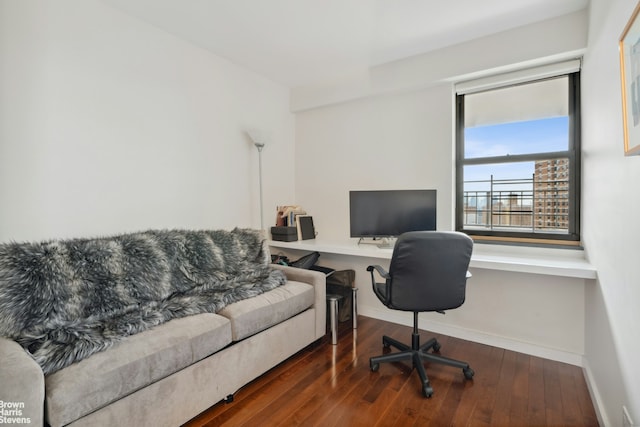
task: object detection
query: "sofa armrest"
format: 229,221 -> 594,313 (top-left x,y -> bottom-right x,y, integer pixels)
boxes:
271,264 -> 326,340
0,338 -> 45,426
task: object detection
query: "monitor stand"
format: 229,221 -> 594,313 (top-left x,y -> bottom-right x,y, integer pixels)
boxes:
375,237 -> 395,249
357,237 -> 396,249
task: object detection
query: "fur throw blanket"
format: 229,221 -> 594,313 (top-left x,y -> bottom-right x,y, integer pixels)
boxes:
0,228 -> 285,375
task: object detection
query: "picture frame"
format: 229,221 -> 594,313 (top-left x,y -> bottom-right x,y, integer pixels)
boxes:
619,1 -> 640,156
296,215 -> 316,240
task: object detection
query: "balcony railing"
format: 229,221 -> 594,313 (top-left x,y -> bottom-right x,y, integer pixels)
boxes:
463,175 -> 569,233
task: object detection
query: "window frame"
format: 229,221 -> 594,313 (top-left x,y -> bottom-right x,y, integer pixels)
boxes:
455,71 -> 581,244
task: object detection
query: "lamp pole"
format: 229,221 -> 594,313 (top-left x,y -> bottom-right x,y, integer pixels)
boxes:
255,142 -> 265,230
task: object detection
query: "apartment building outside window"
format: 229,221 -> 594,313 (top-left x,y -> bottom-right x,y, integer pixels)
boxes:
455,63 -> 581,244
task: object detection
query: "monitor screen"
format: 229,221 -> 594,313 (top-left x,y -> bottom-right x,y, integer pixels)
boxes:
349,189 -> 437,238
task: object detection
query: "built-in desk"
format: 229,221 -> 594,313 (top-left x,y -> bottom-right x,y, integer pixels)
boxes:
268,239 -> 597,280
270,238 -> 597,367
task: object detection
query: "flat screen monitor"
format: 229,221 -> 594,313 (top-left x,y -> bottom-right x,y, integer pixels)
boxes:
349,189 -> 437,238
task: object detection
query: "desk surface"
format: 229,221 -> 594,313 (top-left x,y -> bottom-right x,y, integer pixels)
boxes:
268,239 -> 597,280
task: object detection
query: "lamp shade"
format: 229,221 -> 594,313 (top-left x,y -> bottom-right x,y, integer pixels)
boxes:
246,129 -> 266,149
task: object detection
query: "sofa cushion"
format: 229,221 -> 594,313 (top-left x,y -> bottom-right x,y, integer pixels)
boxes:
45,313 -> 231,427
218,280 -> 314,341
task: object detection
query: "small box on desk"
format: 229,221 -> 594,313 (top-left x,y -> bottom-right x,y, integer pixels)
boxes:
271,226 -> 298,242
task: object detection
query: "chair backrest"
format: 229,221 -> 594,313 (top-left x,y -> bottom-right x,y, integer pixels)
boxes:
386,231 -> 473,312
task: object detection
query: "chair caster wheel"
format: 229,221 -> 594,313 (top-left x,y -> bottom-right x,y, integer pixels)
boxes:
463,367 -> 475,380
370,361 -> 379,372
422,385 -> 434,398
432,342 -> 441,352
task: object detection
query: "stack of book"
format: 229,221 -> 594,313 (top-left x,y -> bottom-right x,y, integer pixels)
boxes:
272,205 -> 316,241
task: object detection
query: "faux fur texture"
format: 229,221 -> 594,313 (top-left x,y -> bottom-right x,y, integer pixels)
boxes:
0,228 -> 285,375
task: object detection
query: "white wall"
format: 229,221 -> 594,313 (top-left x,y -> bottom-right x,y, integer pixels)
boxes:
295,84 -> 456,241
0,0 -> 294,242
582,0 -> 640,424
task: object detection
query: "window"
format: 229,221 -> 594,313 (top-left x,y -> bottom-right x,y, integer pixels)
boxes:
455,66 -> 581,244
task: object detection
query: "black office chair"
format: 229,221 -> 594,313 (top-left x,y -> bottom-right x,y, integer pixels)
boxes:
367,231 -> 474,397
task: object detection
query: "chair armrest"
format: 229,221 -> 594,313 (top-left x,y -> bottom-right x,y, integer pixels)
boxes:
367,265 -> 390,281
0,337 -> 45,426
367,265 -> 391,305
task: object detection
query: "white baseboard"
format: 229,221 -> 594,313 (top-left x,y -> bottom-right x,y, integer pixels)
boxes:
359,306 -> 584,367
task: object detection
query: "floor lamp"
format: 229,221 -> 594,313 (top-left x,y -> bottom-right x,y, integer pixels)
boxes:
247,131 -> 266,230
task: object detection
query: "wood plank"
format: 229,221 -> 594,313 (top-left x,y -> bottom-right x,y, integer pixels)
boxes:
490,349 -> 517,425
543,358 -> 565,426
558,361 -> 584,426
241,320 -> 375,425
287,320 -> 396,427
449,341 -> 495,426
527,355 -> 547,426
508,352 -> 531,426
415,335 -> 462,426
468,346 -> 504,425
268,321 -> 385,426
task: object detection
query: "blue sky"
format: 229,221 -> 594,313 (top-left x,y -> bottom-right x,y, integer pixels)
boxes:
464,116 -> 568,190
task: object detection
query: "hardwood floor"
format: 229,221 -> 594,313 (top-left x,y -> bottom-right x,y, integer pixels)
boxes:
184,316 -> 599,427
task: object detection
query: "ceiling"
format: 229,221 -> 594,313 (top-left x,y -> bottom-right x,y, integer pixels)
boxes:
102,0 -> 589,88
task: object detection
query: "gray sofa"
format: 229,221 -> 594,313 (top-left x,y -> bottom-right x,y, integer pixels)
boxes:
0,229 -> 326,427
